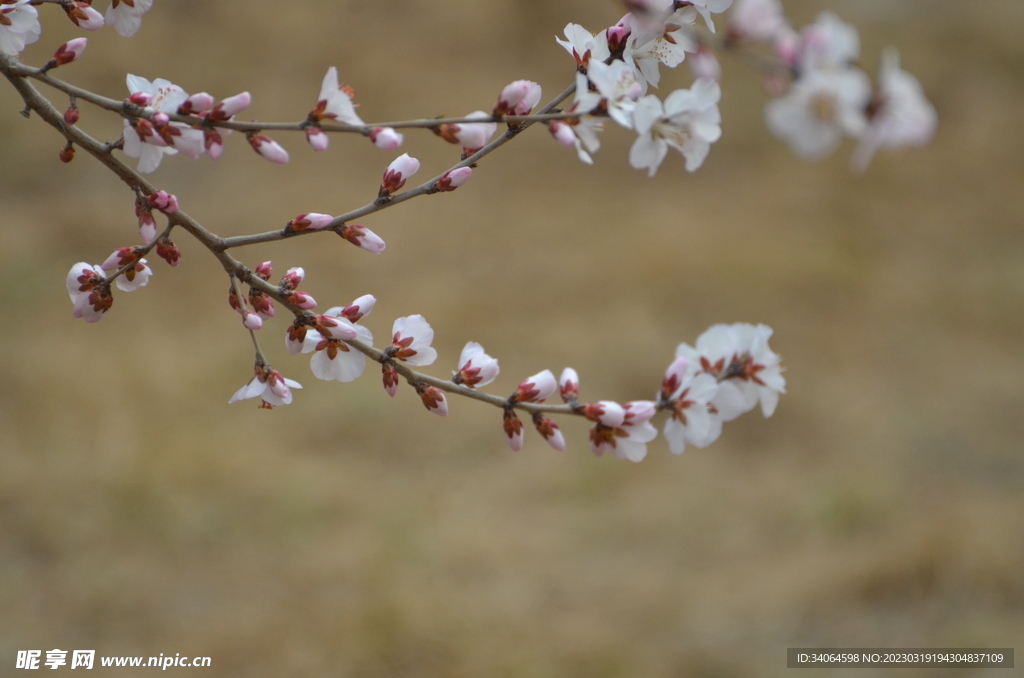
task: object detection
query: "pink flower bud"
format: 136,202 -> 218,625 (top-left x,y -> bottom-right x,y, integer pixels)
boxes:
452,112 -> 497,153
305,126 -> 330,152
67,2 -> 104,30
435,167 -> 472,192
255,261 -> 274,280
151,111 -> 170,127
661,357 -> 690,399
382,363 -> 399,397
688,44 -> 722,81
288,292 -> 317,310
416,383 -> 448,416
494,80 -> 540,116
534,416 -> 566,451
59,144 -> 75,163
155,237 -> 181,267
63,106 -> 80,126
549,121 -> 575,148
370,127 -> 404,150
773,25 -> 801,67
339,224 -> 385,254
582,401 -> 626,427
179,92 -> 214,115
605,19 -> 631,55
623,400 -> 657,425
53,38 -> 88,66
503,411 -> 524,451
204,129 -> 224,160
559,368 -> 580,402
242,312 -> 263,331
212,92 -> 252,120
316,315 -> 358,341
340,294 -> 376,322
248,134 -> 290,164
280,267 -> 305,290
513,82 -> 542,116
289,212 -> 334,232
147,190 -> 179,214
380,153 -> 420,195
514,369 -> 557,403
137,208 -> 156,245
128,92 -> 153,107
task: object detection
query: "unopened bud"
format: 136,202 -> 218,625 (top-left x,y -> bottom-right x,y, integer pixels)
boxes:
63,105 -> 80,126
53,38 -> 88,66
155,237 -> 181,267
59,142 -> 75,163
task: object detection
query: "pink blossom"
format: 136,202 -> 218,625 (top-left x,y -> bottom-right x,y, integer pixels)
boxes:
442,111 -> 496,154
155,237 -> 180,266
534,415 -> 566,451
337,224 -> 385,254
179,92 -> 214,115
581,401 -> 626,427
452,342 -> 499,388
559,367 -> 580,402
100,247 -> 152,292
493,80 -> 541,116
435,167 -> 472,192
288,212 -> 334,232
242,312 -> 263,331
66,2 -> 104,31
513,370 -> 557,403
228,365 -> 302,408
52,38 -> 88,66
146,190 -> 178,213
305,126 -> 330,151
370,127 -> 403,150
380,153 -> 420,196
727,0 -> 786,42
415,383 -> 448,416
333,294 -> 376,322
503,411 -> 524,451
248,134 -> 290,164
210,92 -> 251,121
589,401 -> 658,462
66,262 -> 112,323
123,75 -> 203,173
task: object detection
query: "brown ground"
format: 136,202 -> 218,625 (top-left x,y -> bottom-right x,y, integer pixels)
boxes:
1,0 -> 1022,676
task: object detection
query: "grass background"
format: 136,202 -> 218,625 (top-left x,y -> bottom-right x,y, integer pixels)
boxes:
1,0 -> 1022,675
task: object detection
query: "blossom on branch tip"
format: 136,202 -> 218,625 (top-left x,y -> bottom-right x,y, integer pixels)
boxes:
436,167 -> 472,192
380,153 -> 420,197
337,224 -> 385,254
512,369 -> 557,404
370,127 -> 403,150
415,382 -> 448,416
52,38 -> 88,66
452,341 -> 499,388
105,0 -> 152,37
0,0 -> 40,56
248,134 -> 290,164
66,2 -> 104,31
228,365 -> 302,408
288,212 -> 334,233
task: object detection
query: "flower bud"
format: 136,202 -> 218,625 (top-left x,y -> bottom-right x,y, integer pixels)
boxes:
147,190 -> 179,214
59,143 -> 75,163
339,294 -> 376,322
382,363 -> 400,397
248,134 -> 290,164
53,38 -> 88,66
559,368 -> 580,402
255,261 -> 273,280
63,105 -> 80,126
151,111 -> 170,127
503,410 -> 524,451
380,153 -> 420,196
179,92 -> 214,115
435,167 -> 472,192
305,126 -> 329,152
289,213 -> 334,232
533,415 -> 566,451
415,383 -> 448,416
242,312 -> 263,331
514,369 -> 557,403
370,127 -> 404,150
204,129 -> 224,160
128,92 -> 153,107
581,401 -> 626,427
66,2 -> 104,31
338,224 -> 385,254
155,237 -> 181,267
549,121 -> 575,148
212,92 -> 252,120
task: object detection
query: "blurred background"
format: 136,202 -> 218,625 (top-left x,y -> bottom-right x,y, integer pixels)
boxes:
1,0 -> 1022,675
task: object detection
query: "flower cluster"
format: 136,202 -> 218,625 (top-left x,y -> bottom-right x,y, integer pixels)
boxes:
0,0 -> 152,58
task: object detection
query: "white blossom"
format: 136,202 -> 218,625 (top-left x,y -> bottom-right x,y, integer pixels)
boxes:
630,78 -> 722,176
0,1 -> 40,56
105,0 -> 153,38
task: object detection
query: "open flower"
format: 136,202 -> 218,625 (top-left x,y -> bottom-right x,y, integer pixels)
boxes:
105,0 -> 153,37
586,59 -> 646,129
589,400 -> 658,462
387,315 -> 438,366
630,78 -> 722,176
66,262 -> 112,323
123,75 -> 204,173
662,371 -> 721,454
556,22 -> 611,68
229,365 -> 302,408
624,9 -> 697,88
0,0 -> 41,56
100,247 -> 152,292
